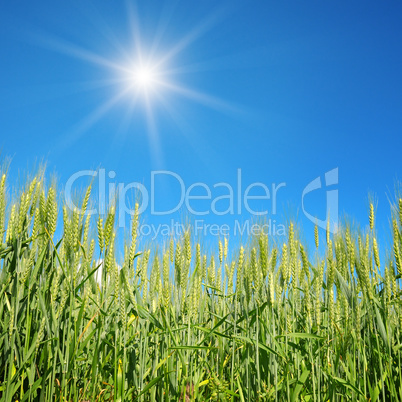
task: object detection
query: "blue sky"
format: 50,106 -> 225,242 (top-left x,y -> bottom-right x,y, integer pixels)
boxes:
1,0 -> 401,250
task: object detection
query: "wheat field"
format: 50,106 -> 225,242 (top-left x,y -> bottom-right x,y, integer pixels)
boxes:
0,172 -> 401,401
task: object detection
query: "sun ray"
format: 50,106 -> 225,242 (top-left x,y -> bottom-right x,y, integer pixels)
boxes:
156,80 -> 241,115
80,2 -> 133,61
33,32 -> 125,73
153,90 -> 221,174
148,1 -> 179,59
143,92 -> 163,167
55,85 -> 135,152
125,1 -> 146,63
153,13 -> 222,70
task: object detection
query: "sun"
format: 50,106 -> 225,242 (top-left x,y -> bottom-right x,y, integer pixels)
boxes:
131,65 -> 158,90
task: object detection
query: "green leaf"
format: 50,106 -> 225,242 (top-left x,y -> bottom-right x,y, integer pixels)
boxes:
291,369 -> 310,402
374,304 -> 389,350
330,375 -> 366,397
137,374 -> 165,397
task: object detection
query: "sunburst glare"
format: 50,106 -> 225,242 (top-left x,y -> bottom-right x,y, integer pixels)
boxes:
33,3 -> 239,165
127,62 -> 160,93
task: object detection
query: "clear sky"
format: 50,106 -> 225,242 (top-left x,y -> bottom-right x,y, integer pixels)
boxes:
1,0 -> 401,250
